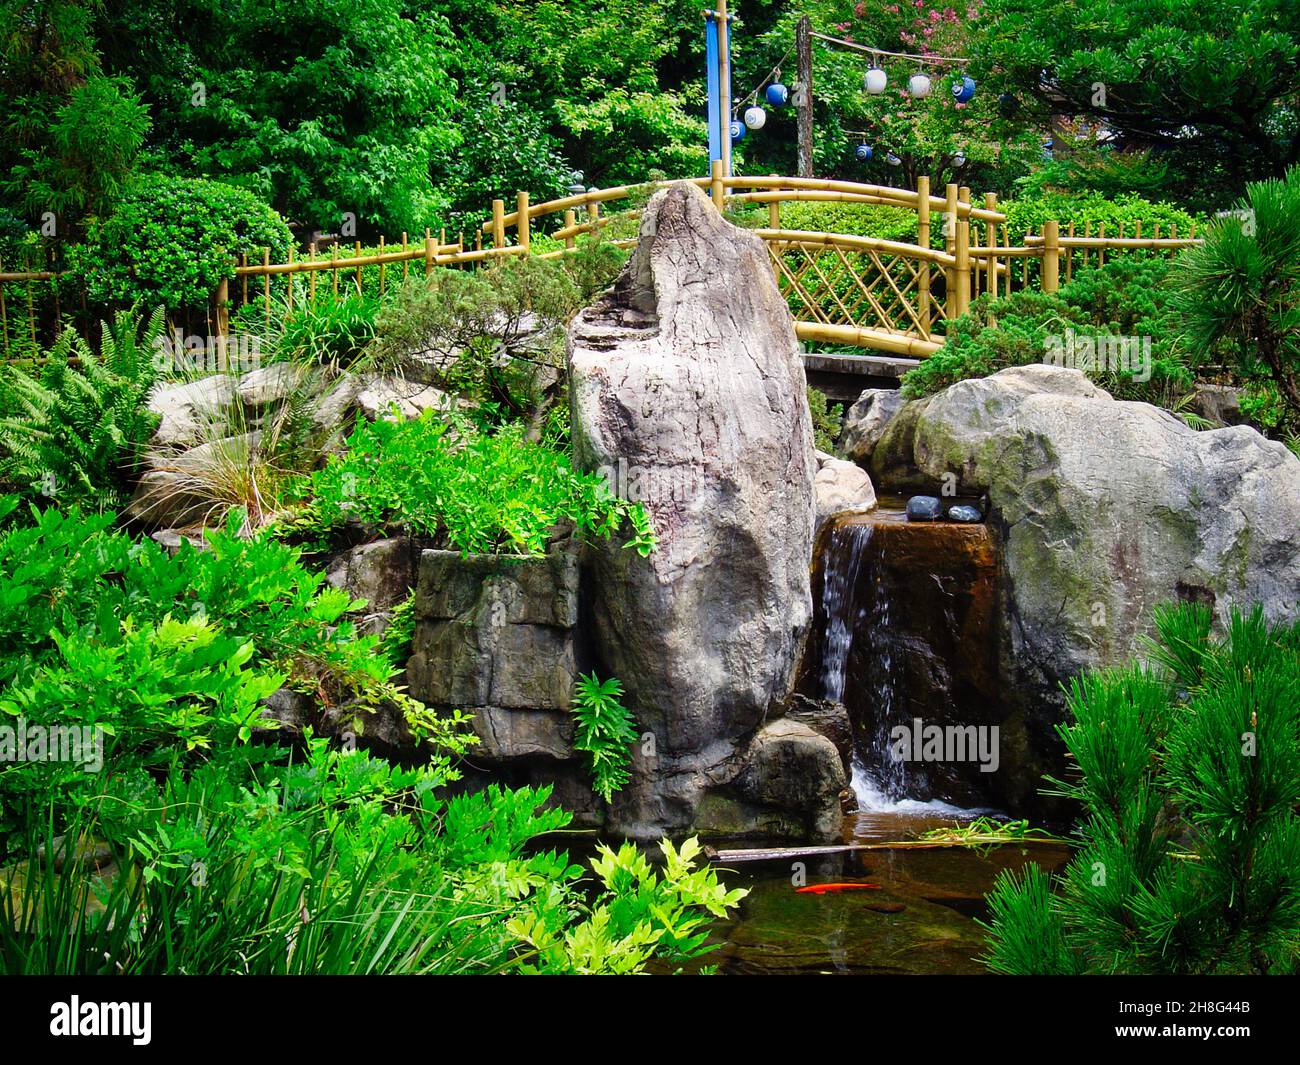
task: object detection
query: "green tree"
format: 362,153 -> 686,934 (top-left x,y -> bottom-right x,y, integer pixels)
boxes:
745,2 -> 1041,190
983,603 -> 1300,975
0,1 -> 149,227
96,0 -> 459,236
975,0 -> 1300,204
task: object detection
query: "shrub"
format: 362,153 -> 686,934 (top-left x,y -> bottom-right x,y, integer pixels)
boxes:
807,386 -> 844,452
1001,190 -> 1201,245
66,174 -> 292,314
306,413 -> 654,557
902,260 -> 1194,404
981,603 -> 1300,975
1173,167 -> 1300,421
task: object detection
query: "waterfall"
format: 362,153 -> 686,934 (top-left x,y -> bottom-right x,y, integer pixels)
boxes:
811,511 -> 999,813
815,520 -> 907,810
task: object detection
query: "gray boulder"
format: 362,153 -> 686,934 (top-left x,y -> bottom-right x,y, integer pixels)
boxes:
815,458 -> 877,526
871,364 -> 1300,804
568,181 -> 818,839
324,537 -> 420,637
841,387 -> 907,465
146,375 -> 237,449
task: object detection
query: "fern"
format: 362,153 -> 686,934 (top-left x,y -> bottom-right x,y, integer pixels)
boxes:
571,672 -> 638,804
0,305 -> 164,506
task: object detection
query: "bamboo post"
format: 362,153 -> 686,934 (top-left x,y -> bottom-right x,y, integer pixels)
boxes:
916,176 -> 931,334
1083,221 -> 1091,270
768,174 -> 781,228
564,209 -> 576,250
1042,219 -> 1060,294
1066,222 -> 1075,282
956,185 -> 971,315
492,199 -> 506,249
216,277 -> 229,339
718,0 -> 731,178
1098,222 -> 1106,267
985,192 -> 997,298
262,247 -> 271,331
0,263 -> 8,360
516,191 -> 531,252
425,230 -> 435,276
943,183 -> 959,317
711,159 -> 725,210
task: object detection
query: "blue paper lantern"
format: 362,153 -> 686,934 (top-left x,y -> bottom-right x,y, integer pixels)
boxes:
952,75 -> 976,104
730,120 -> 746,142
766,82 -> 789,107
855,144 -> 873,162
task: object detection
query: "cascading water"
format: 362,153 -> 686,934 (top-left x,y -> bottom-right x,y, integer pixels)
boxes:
804,507 -> 1000,813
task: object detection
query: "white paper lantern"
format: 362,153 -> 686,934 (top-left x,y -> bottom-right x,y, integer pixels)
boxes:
864,67 -> 888,95
908,73 -> 932,99
743,105 -> 767,130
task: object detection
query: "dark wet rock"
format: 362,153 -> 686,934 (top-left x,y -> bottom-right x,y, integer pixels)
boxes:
905,495 -> 943,521
730,720 -> 847,842
947,504 -> 982,523
324,536 -> 420,638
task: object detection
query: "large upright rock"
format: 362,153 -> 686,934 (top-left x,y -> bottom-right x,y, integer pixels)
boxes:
568,181 -> 820,839
871,364 -> 1300,805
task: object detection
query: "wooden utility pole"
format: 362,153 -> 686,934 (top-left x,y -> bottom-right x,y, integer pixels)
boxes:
796,15 -> 814,177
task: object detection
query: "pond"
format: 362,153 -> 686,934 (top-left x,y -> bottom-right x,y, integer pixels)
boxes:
671,805 -> 1070,975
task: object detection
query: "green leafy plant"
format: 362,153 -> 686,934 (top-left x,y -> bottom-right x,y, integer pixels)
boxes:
0,305 -> 164,506
571,672 -> 638,804
807,386 -> 844,453
307,412 -> 654,557
981,603 -> 1300,975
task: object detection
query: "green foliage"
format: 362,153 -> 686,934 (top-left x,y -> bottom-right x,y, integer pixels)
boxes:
977,0 -> 1300,206
901,258 -> 1193,403
807,386 -> 844,453
1173,166 -> 1300,421
307,413 -> 655,557
65,174 -> 292,313
1001,190 -> 1201,245
982,603 -> 1300,975
270,292 -> 380,370
0,305 -> 164,506
571,672 -> 638,804
0,502 -> 423,743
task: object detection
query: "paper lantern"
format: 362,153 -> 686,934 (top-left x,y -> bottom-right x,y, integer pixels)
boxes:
886,151 -> 902,166
855,144 -> 873,162
864,67 -> 888,94
766,83 -> 789,106
743,106 -> 767,130
952,75 -> 976,103
730,120 -> 746,142
908,74 -> 932,98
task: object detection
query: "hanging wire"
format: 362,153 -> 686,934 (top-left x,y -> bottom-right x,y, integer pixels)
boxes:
810,30 -> 971,66
734,42 -> 797,117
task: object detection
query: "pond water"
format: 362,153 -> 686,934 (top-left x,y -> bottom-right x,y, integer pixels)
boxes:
672,807 -> 1070,976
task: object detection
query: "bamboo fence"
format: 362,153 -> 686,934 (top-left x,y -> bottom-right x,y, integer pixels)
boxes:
0,162 -> 1202,362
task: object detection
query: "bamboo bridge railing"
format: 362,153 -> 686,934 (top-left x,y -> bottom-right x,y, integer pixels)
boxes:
0,163 -> 1202,362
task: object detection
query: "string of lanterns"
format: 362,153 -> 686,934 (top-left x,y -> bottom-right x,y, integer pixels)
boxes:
728,30 -> 1002,173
